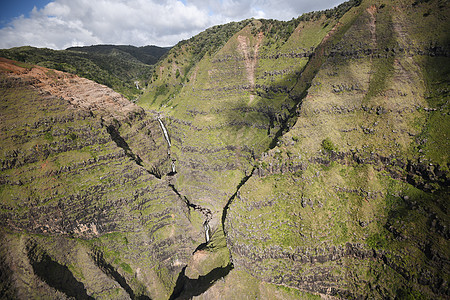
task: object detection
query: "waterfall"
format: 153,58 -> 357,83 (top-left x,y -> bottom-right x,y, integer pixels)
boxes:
157,117 -> 171,147
203,221 -> 210,243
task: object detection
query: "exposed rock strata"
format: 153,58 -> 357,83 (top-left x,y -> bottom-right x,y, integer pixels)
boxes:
0,58 -> 203,299
1,0 -> 449,298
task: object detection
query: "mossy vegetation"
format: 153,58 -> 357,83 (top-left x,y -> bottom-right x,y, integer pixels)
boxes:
0,0 -> 449,299
321,137 -> 338,152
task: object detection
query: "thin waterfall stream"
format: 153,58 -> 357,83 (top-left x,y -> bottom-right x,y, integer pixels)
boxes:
157,117 -> 171,147
157,116 -> 236,299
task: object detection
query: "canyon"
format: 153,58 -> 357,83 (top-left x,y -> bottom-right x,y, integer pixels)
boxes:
0,0 -> 449,299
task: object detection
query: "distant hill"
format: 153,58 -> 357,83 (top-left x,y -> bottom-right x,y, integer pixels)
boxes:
67,44 -> 171,65
0,45 -> 169,99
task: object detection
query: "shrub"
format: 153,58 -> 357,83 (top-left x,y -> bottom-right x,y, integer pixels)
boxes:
366,233 -> 387,249
44,132 -> 53,141
321,137 -> 337,152
68,133 -> 78,141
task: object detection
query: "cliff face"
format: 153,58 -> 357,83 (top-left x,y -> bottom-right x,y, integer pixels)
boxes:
231,3 -> 449,299
1,0 -> 449,299
141,0 -> 449,298
0,58 -> 201,299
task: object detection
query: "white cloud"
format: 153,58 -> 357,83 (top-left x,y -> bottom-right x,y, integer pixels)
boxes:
0,0 -> 345,49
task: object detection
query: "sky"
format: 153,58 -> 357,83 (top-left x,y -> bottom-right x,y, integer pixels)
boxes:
0,0 -> 345,50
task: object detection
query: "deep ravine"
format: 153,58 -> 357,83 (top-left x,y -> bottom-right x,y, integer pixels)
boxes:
156,111 -> 306,299
166,165 -> 257,299
169,183 -> 212,238
155,116 -> 255,299
144,93 -> 302,298
221,166 -> 255,235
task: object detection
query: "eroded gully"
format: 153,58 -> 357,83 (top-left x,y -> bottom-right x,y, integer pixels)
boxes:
155,116 -> 257,299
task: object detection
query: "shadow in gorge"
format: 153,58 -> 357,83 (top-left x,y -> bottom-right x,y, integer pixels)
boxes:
169,264 -> 233,300
105,124 -> 143,166
192,242 -> 208,254
30,252 -> 94,300
92,250 -> 151,300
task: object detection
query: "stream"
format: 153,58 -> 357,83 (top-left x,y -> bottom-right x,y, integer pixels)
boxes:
157,116 -> 211,243
157,116 -> 255,299
157,117 -> 171,147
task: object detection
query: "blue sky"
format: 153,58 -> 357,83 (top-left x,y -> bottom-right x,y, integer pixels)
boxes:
0,0 -> 51,26
0,0 -> 345,49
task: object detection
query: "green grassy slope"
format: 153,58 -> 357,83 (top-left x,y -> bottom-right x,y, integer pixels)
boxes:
0,61 -> 204,299
225,0 -> 449,298
0,0 -> 448,298
137,3 -> 359,226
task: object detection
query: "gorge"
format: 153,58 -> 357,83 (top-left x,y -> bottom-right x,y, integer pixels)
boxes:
0,0 -> 449,299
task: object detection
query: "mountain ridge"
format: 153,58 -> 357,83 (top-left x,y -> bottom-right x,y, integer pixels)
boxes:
0,44 -> 169,100
66,44 -> 172,65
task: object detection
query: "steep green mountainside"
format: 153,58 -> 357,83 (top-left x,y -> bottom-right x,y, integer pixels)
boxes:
0,0 -> 449,299
139,0 -> 449,298
227,1 -> 450,298
139,0 -> 363,223
0,45 -> 169,99
0,58 -> 197,299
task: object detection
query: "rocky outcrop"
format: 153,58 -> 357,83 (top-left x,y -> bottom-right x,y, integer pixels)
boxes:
255,150 -> 449,192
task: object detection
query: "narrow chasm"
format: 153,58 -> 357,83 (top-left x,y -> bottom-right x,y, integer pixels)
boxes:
167,166 -> 258,299
168,183 -> 234,299
169,264 -> 233,300
92,250 -> 151,300
105,124 -> 143,166
27,243 -> 93,300
160,107 -> 273,299
169,184 -> 212,238
221,166 -> 255,231
155,117 -> 233,297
